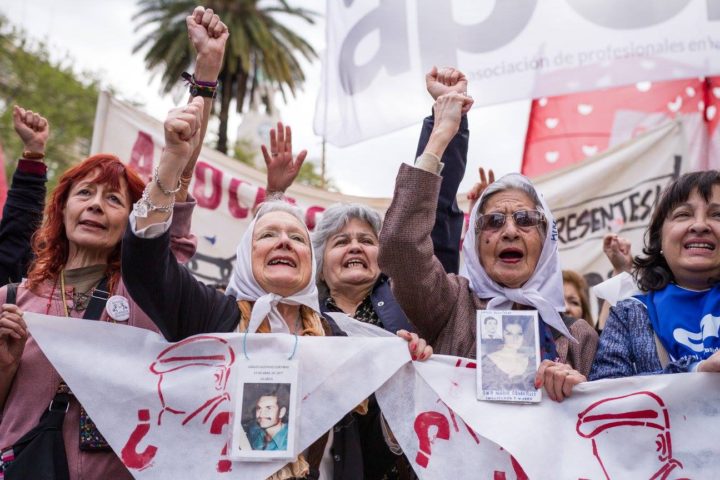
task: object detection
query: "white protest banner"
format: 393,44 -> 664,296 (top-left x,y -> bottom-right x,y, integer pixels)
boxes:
317,0 -> 720,146
25,313 -> 410,479
531,120 -> 688,280
90,92 -> 391,284
410,357 -> 720,479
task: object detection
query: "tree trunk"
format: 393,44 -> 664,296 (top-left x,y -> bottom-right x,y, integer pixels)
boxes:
217,68 -> 233,154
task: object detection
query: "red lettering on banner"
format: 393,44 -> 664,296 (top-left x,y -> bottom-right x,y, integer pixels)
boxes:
210,411 -> 232,473
193,161 -> 223,210
121,409 -> 158,470
305,206 -> 325,230
413,411 -> 450,469
129,131 -> 154,181
228,178 -> 251,219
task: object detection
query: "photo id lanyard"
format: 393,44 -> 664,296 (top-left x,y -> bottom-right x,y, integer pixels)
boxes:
230,314 -> 302,461
476,309 -> 542,404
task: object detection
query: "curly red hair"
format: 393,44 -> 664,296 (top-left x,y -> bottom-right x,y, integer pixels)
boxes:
26,154 -> 145,293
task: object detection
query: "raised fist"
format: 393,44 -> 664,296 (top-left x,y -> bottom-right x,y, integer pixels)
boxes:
426,67 -> 473,114
164,96 -> 205,161
13,106 -> 49,155
187,6 -> 229,81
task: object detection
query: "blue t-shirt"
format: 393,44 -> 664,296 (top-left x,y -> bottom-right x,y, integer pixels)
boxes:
248,422 -> 289,451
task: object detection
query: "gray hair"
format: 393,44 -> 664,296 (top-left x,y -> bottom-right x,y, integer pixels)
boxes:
311,203 -> 382,295
476,174 -> 547,237
256,200 -> 306,225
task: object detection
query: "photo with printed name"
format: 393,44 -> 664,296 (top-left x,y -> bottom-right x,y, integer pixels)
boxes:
241,383 -> 291,451
477,311 -> 541,403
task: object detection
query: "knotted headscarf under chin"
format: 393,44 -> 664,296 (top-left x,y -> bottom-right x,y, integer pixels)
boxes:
225,205 -> 321,333
462,173 -> 575,342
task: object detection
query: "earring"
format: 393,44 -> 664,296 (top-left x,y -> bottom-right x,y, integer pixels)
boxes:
660,249 -> 664,255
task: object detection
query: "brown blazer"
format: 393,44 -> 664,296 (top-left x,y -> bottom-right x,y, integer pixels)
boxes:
379,164 -> 598,376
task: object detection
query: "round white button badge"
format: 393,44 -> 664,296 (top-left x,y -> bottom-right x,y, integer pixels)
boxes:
106,295 -> 130,322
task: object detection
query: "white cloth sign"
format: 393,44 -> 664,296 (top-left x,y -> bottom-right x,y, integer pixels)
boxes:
90,92 -> 391,284
26,312 -> 720,478
411,358 -> 720,479
531,120 -> 689,280
25,313 -> 409,479
317,0 -> 720,146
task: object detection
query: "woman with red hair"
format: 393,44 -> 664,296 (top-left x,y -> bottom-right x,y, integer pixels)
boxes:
0,8 -> 227,478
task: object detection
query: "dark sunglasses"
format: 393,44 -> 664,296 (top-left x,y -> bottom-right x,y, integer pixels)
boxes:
476,210 -> 545,232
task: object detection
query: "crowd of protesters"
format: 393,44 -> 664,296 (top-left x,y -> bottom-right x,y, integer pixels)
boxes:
0,5 -> 719,480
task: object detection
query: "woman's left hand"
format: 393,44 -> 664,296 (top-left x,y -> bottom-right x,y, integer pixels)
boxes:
697,351 -> 720,372
535,359 -> 586,402
397,329 -> 433,361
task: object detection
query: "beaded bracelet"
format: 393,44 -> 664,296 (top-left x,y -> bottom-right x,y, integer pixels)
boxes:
182,72 -> 217,98
153,166 -> 182,195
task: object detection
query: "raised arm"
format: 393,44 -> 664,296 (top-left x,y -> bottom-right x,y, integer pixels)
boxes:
417,67 -> 472,274
125,98 -> 239,340
175,6 -> 228,203
0,106 -> 49,285
379,92 -> 473,343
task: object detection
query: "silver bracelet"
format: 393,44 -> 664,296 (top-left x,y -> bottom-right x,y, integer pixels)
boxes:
132,185 -> 175,218
154,165 -> 182,195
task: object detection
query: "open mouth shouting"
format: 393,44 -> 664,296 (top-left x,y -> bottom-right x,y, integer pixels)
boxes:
344,257 -> 368,269
498,247 -> 525,264
267,256 -> 297,268
684,240 -> 716,253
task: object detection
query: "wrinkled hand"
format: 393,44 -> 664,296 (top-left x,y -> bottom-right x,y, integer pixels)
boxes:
187,6 -> 229,80
0,304 -> 27,370
13,106 -> 49,155
262,122 -> 308,193
467,167 -> 495,212
397,329 -> 432,361
163,97 -> 205,166
426,67 -> 473,114
432,93 -> 471,139
535,360 -> 586,402
603,234 -> 633,274
697,351 -> 720,372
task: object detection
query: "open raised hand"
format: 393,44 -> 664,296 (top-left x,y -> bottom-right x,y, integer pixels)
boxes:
602,234 -> 633,274
262,122 -> 308,194
467,167 -> 495,212
13,106 -> 49,155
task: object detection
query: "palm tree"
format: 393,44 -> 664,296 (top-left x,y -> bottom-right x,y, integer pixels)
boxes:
133,0 -> 317,153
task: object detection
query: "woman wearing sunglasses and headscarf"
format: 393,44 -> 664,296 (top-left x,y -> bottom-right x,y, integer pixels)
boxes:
379,92 -> 598,402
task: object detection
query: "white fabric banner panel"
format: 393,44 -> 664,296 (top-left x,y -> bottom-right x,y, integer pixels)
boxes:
90,92 -> 391,284
25,313 -> 409,480
531,120 -> 689,280
316,0 -> 720,146
411,357 -> 720,479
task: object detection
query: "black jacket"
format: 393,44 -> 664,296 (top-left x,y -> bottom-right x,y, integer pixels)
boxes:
0,161 -> 47,286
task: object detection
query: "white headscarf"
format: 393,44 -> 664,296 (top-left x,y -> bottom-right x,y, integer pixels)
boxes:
462,173 -> 575,341
225,201 -> 321,333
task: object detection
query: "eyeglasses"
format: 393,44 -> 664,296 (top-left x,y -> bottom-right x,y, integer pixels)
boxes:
476,210 -> 545,232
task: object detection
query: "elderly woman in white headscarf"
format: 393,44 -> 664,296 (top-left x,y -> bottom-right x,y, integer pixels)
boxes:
121,115 -> 431,478
379,92 -> 598,401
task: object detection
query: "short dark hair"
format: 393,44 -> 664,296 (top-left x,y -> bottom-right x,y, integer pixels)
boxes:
634,170 -> 720,291
255,384 -> 290,414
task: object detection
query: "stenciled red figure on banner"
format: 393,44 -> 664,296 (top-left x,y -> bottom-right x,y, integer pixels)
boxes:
120,336 -> 236,473
576,391 -> 686,480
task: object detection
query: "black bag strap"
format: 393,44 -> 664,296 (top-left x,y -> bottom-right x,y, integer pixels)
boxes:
5,282 -> 18,305
82,276 -> 110,321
